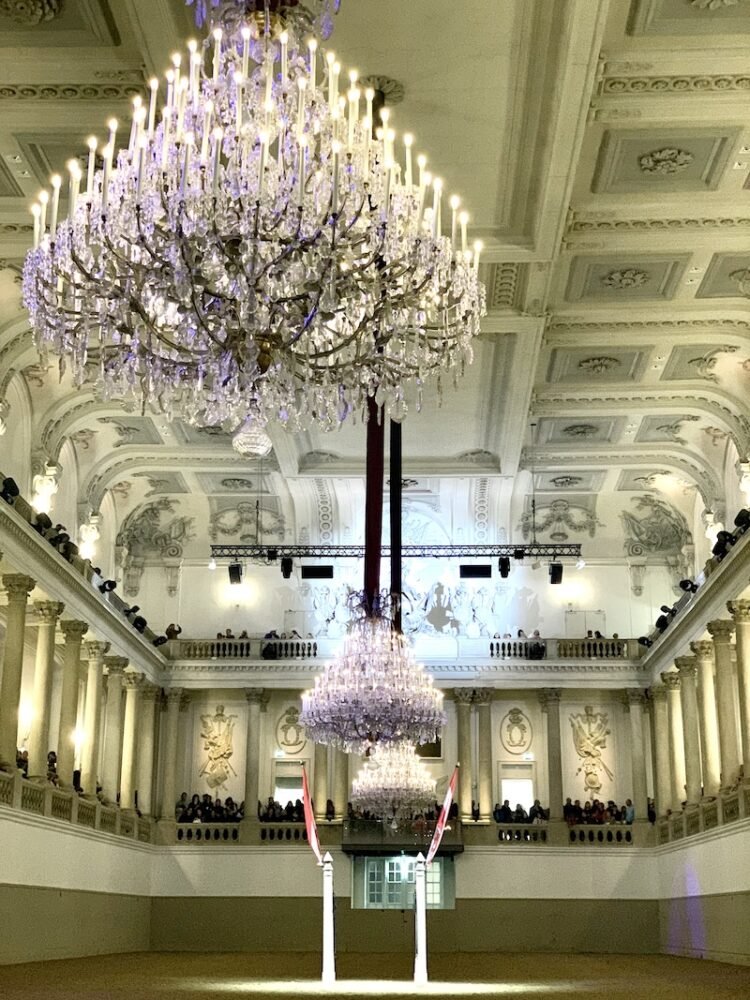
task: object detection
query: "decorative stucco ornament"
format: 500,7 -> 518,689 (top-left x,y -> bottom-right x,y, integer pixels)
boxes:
0,0 -> 62,25
601,269 -> 650,290
569,706 -> 613,798
691,0 -> 745,10
638,148 -> 694,175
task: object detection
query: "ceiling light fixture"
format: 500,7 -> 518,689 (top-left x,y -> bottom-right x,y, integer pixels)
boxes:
23,0 -> 485,433
350,741 -> 436,823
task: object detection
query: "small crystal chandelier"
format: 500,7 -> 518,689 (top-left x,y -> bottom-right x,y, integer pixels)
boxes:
232,419 -> 272,456
300,612 -> 445,753
351,741 -> 436,822
23,0 -> 485,432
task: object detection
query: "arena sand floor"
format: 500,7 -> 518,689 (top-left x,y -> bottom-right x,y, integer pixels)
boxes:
1,952 -> 750,999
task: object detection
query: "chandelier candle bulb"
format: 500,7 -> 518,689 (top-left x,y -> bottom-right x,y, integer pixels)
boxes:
67,161 -> 81,218
296,76 -> 307,139
180,132 -> 194,200
212,28 -> 222,84
200,101 -> 214,164
234,71 -> 244,132
450,195 -> 460,250
241,26 -> 251,79
280,30 -> 289,84
308,38 -> 318,89
191,51 -> 203,109
101,146 -> 113,214
331,60 -> 340,111
86,137 -> 97,200
257,130 -> 269,201
473,240 -> 483,274
403,133 -> 413,188
160,108 -> 173,170
166,69 -> 175,111
432,177 -> 442,238
128,97 -> 142,153
172,52 -> 182,94
297,135 -> 307,204
135,138 -> 147,204
148,78 -> 159,136
31,203 -> 41,250
347,87 -> 358,150
459,210 -> 469,254
331,138 -> 341,213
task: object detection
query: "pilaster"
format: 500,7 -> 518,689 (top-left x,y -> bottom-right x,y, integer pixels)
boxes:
26,600 -> 65,779
0,574 -> 36,771
707,619 -> 740,788
539,688 -> 563,820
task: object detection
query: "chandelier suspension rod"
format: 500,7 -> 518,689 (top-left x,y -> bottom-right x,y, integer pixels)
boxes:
390,419 -> 403,632
363,396 -> 385,615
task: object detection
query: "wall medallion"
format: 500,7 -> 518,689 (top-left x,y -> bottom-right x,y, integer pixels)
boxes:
500,707 -> 532,755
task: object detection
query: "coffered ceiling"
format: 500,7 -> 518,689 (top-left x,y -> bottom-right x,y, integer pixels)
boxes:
1,0 -> 749,569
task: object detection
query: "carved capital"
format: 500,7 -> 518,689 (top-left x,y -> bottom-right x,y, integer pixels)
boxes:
690,640 -> 714,660
675,656 -> 697,680
626,689 -> 646,708
728,599 -> 750,625
472,688 -> 493,706
33,600 -> 64,624
104,656 -> 128,677
124,671 -> 145,690
453,688 -> 474,706
179,692 -> 191,711
707,619 -> 735,643
3,574 -> 35,603
661,671 -> 681,691
649,684 -> 667,704
164,687 -> 184,709
140,682 -> 161,704
245,687 -> 268,710
85,640 -> 110,661
60,619 -> 88,642
538,687 -> 562,711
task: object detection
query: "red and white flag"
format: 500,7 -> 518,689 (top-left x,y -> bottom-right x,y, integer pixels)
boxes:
426,765 -> 458,865
302,765 -> 323,864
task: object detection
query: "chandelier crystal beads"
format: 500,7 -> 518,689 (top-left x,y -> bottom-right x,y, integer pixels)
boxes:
300,615 -> 445,754
23,0 -> 485,432
351,741 -> 436,822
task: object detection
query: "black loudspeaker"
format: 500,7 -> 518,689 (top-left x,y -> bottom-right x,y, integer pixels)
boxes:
498,556 -> 510,578
228,563 -> 243,585
301,566 -> 334,580
513,547 -> 525,560
548,563 -> 563,585
280,557 -> 294,579
459,564 -> 492,579
655,615 -> 669,632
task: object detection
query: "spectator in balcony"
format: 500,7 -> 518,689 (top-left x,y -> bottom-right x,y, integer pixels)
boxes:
492,802 -> 503,822
325,798 -> 336,821
239,629 -> 249,639
175,792 -> 189,820
498,799 -> 513,823
471,800 -> 480,821
517,629 -> 527,639
529,799 -> 546,823
165,623 -> 182,640
563,797 -> 575,824
624,799 -> 635,824
513,803 -> 528,823
15,748 -> 28,776
46,751 -> 59,785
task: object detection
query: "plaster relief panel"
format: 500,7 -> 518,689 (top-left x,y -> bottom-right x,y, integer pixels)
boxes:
546,347 -> 647,384
499,707 -> 533,756
276,705 -> 307,756
569,706 -> 613,799
565,255 -> 691,302
629,0 -> 750,34
696,252 -> 750,298
0,0 -> 120,45
208,497 -> 285,543
199,704 -> 239,791
635,414 -> 700,446
592,128 -> 738,193
616,469 -> 671,492
97,416 -> 162,447
171,420 -> 234,447
519,495 -> 603,542
537,416 -> 624,445
534,471 -> 605,492
662,343 -> 740,381
133,471 -> 189,497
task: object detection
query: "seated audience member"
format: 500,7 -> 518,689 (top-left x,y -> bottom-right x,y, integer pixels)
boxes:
223,628 -> 235,639
448,800 -> 459,820
517,628 -> 527,639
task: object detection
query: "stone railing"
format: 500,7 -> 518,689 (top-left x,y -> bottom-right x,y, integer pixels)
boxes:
489,637 -> 637,660
0,769 -> 155,843
462,820 -> 652,847
656,784 -> 750,845
176,822 -> 242,844
171,637 -> 319,660
342,818 -> 463,853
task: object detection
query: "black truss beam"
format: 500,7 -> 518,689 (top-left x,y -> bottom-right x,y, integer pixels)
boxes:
211,543 -> 582,560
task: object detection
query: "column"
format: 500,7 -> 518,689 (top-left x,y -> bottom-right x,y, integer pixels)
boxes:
728,600 -> 750,780
625,690 -> 648,821
690,640 -> 722,797
313,741 -> 328,821
539,688 -> 563,819
661,671 -> 686,812
244,688 -> 266,821
333,749 -> 349,820
119,672 -> 143,811
0,574 -> 35,771
159,688 -> 183,820
650,685 -> 671,816
135,683 -> 160,816
100,656 -> 127,803
707,619 -> 740,788
26,600 -> 65,779
80,641 -> 110,797
475,689 -> 493,821
675,656 -> 702,806
56,620 -> 88,788
454,690 -> 473,820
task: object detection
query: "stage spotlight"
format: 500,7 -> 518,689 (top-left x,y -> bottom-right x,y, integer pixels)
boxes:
575,557 -> 586,570
228,563 -> 243,585
513,547 -> 525,560
679,579 -> 698,594
266,547 -> 278,562
655,615 -> 669,632
734,508 -> 750,534
153,635 -> 168,647
637,636 -> 653,648
498,556 -> 510,578
98,579 -> 116,594
280,557 -> 294,579
0,477 -> 19,504
549,563 -> 563,585
123,605 -> 140,618
132,616 -> 147,633
660,604 -> 677,619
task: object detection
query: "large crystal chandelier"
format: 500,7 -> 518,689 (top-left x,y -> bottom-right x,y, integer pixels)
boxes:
300,613 -> 445,753
22,0 -> 485,432
351,742 -> 436,823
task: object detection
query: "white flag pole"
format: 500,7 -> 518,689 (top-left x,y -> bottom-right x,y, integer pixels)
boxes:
322,850 -> 336,986
414,851 -> 428,985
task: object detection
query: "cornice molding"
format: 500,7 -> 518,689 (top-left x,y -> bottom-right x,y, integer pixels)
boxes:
567,216 -> 750,236
0,83 -> 144,102
599,74 -> 750,97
